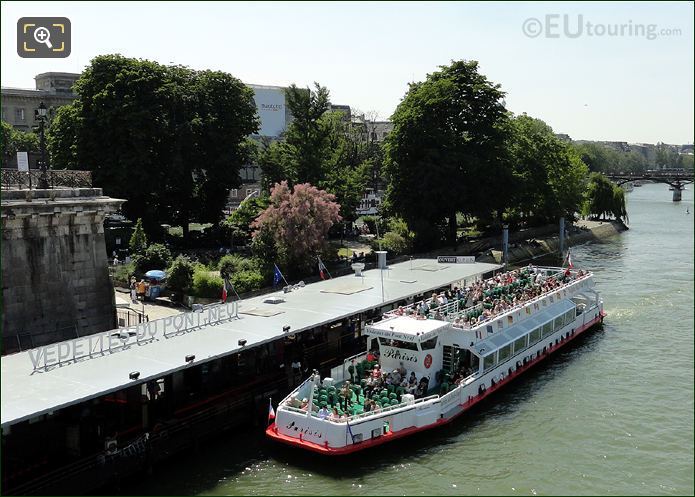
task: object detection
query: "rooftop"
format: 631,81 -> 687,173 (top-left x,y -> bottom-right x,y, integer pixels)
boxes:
1,258 -> 500,427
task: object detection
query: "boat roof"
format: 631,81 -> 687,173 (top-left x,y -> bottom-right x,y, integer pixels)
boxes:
1,258 -> 500,427
473,299 -> 575,356
367,315 -> 450,343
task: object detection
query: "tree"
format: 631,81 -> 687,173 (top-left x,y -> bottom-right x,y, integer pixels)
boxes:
507,114 -> 588,224
2,121 -> 38,162
251,181 -> 341,278
220,195 -> 269,246
384,60 -> 511,249
47,54 -> 258,239
585,173 -> 627,222
46,104 -> 80,169
256,84 -> 373,225
129,218 -> 148,255
135,243 -> 172,273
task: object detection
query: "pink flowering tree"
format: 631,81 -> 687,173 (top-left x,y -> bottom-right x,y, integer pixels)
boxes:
252,181 -> 342,277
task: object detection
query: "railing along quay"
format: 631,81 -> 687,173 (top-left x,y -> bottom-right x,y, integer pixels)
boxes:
1,169 -> 92,190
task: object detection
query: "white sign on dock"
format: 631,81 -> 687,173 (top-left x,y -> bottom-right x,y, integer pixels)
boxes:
437,256 -> 475,264
16,152 -> 29,172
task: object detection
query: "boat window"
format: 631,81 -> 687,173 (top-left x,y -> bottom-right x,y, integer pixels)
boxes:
483,353 -> 497,371
378,337 -> 418,351
542,321 -> 553,337
498,344 -> 512,363
529,327 -> 542,344
513,336 -> 527,354
565,310 -> 575,325
420,337 -> 438,350
554,316 -> 564,331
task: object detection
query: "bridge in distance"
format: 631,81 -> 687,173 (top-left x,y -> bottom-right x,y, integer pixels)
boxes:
605,170 -> 694,201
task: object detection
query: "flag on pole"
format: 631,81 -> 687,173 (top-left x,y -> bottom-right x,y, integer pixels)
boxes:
267,398 -> 275,424
564,249 -> 574,269
318,256 -> 331,280
221,277 -> 233,302
273,264 -> 285,286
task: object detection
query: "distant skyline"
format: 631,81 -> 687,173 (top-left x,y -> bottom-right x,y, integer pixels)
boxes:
1,1 -> 693,144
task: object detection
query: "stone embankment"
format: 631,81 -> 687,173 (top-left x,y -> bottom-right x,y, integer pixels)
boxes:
472,220 -> 627,265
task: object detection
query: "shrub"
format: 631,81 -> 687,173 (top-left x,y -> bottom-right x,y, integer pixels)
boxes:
231,269 -> 265,294
167,255 -> 194,296
361,215 -> 388,236
191,270 -> 224,299
112,262 -> 136,287
219,254 -> 256,279
135,243 -> 172,273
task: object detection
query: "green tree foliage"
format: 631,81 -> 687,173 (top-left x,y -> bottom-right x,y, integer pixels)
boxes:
384,60 -> 511,248
1,121 -> 38,162
251,181 -> 342,278
257,84 -> 374,224
571,142 -> 649,173
507,115 -> 588,223
167,255 -> 194,297
218,254 -> 257,279
129,218 -> 148,255
585,173 -> 627,222
45,105 -> 80,169
372,217 -> 414,255
191,270 -> 224,298
46,54 -> 258,238
135,243 -> 172,273
220,195 -> 269,246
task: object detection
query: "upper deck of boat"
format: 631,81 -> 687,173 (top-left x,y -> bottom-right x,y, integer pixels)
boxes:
379,266 -> 594,333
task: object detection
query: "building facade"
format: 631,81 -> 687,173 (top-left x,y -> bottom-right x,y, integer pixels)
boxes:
1,72 -> 79,132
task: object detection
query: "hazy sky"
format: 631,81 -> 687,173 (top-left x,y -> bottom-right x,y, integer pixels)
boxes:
2,1 -> 693,144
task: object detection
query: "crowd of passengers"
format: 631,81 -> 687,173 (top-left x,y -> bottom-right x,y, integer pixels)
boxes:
386,265 -> 585,327
284,353 -> 432,420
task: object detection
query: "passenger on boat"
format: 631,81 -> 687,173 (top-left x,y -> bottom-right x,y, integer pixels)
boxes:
397,362 -> 407,377
366,349 -> 378,362
318,406 -> 330,419
407,372 -> 417,394
329,408 -> 340,421
414,377 -> 429,398
287,395 -> 302,408
300,398 -> 309,411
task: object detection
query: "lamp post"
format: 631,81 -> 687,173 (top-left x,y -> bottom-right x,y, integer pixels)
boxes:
36,102 -> 49,189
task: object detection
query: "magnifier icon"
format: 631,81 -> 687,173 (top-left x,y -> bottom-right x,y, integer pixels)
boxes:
33,26 -> 53,49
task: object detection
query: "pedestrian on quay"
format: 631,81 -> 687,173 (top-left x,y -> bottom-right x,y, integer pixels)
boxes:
130,276 -> 137,303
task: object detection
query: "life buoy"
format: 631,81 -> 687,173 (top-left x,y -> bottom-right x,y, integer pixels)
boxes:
424,354 -> 433,369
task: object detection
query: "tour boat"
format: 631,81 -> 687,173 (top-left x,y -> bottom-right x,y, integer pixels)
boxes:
266,265 -> 605,455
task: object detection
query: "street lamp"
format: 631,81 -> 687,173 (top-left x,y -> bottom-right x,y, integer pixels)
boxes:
36,102 -> 49,189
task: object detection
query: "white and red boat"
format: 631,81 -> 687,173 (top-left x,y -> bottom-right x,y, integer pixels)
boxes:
266,265 -> 605,455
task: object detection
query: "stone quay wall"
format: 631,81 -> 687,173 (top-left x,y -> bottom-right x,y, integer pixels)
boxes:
1,188 -> 125,353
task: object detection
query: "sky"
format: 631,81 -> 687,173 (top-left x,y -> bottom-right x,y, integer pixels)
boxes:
1,1 -> 693,144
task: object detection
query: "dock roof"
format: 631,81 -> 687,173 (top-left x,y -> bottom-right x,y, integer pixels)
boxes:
1,259 -> 499,427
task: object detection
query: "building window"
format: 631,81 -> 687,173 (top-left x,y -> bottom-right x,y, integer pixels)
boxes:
230,189 -> 238,198
14,108 -> 25,122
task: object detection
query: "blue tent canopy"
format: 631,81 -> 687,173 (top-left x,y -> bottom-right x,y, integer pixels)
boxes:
145,270 -> 166,280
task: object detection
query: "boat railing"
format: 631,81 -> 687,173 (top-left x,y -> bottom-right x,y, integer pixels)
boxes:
382,267 -> 587,326
342,394 -> 441,424
329,351 -> 368,384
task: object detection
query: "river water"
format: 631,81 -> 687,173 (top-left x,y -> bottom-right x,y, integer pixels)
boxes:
128,183 -> 693,496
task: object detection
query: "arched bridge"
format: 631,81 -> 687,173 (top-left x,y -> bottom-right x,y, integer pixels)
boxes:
605,170 -> 694,201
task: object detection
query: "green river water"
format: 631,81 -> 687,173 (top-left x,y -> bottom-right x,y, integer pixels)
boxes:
127,183 -> 693,496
